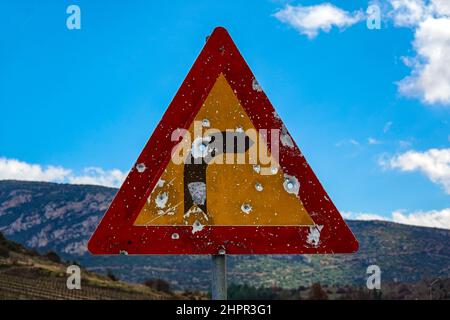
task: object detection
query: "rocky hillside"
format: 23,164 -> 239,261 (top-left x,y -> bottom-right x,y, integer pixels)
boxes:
0,180 -> 449,290
0,231 -> 185,299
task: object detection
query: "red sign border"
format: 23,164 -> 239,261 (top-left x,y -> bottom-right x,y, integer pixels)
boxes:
88,27 -> 358,255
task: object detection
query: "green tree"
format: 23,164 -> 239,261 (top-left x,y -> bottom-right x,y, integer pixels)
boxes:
308,283 -> 328,300
106,269 -> 118,281
144,278 -> 171,293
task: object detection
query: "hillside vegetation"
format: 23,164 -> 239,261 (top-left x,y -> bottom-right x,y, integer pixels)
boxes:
0,180 -> 449,290
0,232 -> 184,299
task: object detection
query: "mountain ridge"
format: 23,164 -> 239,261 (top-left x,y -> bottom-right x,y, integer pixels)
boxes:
0,180 -> 449,290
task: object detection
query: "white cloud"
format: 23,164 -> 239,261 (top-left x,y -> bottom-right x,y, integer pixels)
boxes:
274,3 -> 363,39
272,1 -> 450,105
431,0 -> 450,15
392,208 -> 450,228
343,211 -> 388,221
344,208 -> 450,230
380,148 -> 450,194
368,137 -> 382,145
0,158 -> 70,183
398,17 -> 450,104
389,0 -> 450,105
383,121 -> 393,133
390,0 -> 429,27
335,139 -> 360,147
398,139 -> 414,148
67,167 -> 126,188
0,157 -> 126,188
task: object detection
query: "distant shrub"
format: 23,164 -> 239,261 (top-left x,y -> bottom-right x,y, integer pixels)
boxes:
398,284 -> 412,297
0,245 -> 9,258
340,287 -> 371,300
144,278 -> 171,293
308,283 -> 328,300
45,251 -> 61,263
228,284 -> 277,300
0,232 -> 23,253
70,260 -> 81,267
336,287 -> 347,294
372,289 -> 383,300
106,269 -> 118,281
29,249 -> 40,257
182,289 -> 204,300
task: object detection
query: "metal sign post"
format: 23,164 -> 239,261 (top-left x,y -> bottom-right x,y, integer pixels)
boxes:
211,254 -> 227,300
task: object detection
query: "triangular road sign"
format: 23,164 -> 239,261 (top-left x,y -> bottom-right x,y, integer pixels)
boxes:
88,27 -> 358,255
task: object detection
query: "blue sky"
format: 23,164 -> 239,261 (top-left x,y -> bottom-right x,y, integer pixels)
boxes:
0,0 -> 449,228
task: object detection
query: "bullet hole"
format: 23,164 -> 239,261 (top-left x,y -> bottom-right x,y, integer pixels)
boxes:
136,163 -> 146,173
241,203 -> 252,214
202,119 -> 210,127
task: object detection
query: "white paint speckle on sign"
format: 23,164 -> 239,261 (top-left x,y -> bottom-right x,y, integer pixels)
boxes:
192,220 -> 204,234
252,78 -> 262,92
188,182 -> 206,205
155,192 -> 169,209
191,137 -> 211,158
306,225 -> 323,247
280,126 -> 294,148
136,163 -> 147,173
283,174 -> 300,195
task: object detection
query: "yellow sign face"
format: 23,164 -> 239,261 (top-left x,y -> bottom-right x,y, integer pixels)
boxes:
134,74 -> 314,227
